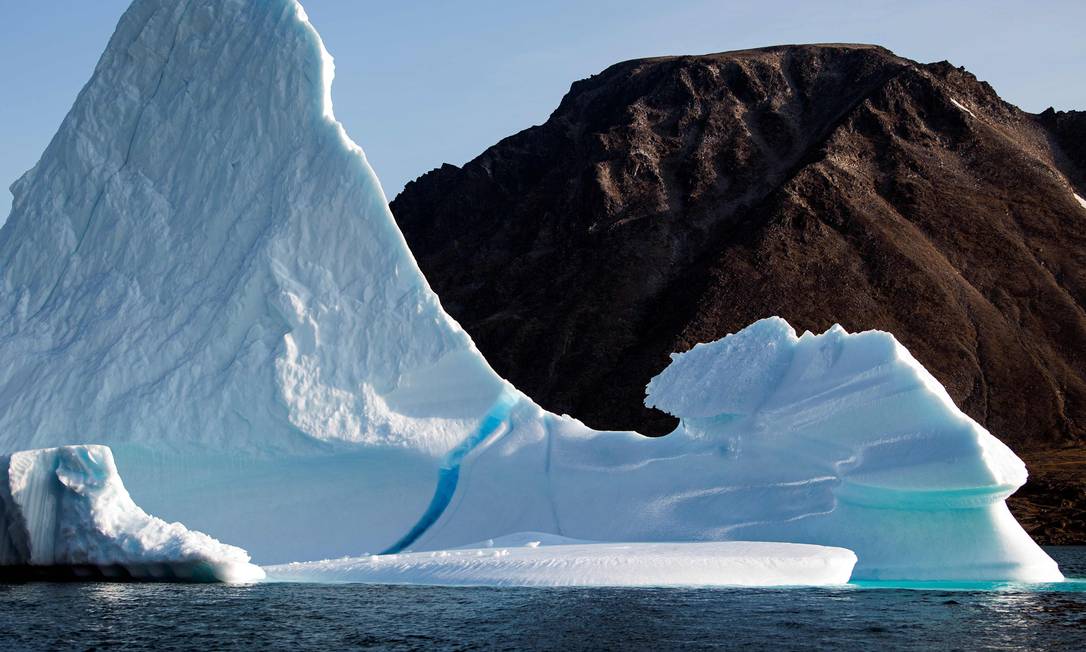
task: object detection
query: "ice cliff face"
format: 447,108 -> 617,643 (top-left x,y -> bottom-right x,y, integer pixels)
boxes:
0,0 -> 1062,581
0,445 -> 263,582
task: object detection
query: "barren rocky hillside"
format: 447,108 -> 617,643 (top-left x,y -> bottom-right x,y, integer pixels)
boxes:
392,45 -> 1086,543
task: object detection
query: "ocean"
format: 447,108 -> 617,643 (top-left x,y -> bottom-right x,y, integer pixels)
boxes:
1,547 -> 1083,650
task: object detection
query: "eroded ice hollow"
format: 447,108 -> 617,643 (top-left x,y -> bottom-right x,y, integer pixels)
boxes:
0,0 -> 1061,583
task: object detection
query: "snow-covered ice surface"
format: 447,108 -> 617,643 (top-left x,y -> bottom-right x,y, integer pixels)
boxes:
0,0 -> 1062,583
264,537 -> 857,587
1075,193 -> 1086,209
0,445 -> 263,582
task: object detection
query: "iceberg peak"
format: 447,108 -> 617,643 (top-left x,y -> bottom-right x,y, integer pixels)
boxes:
0,0 -> 508,457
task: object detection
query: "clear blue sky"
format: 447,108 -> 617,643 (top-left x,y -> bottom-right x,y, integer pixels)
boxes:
2,1 -> 1084,221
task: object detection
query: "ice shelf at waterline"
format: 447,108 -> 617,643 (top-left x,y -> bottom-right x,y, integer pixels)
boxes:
0,0 -> 1061,582
264,535 -> 857,587
0,446 -> 263,582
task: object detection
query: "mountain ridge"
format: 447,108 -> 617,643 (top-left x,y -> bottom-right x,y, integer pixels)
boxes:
391,44 -> 1086,543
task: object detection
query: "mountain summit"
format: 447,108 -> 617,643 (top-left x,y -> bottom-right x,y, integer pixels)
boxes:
392,45 -> 1086,542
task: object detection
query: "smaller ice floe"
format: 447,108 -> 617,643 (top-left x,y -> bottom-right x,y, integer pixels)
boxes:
1074,193 -> 1086,210
263,538 -> 857,587
950,98 -> 977,118
0,445 -> 263,582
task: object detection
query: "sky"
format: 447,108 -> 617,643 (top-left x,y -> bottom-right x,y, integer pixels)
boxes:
1,1 -> 1084,221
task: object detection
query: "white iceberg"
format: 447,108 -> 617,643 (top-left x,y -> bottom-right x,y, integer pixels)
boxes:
0,0 -> 1062,583
0,445 -> 263,582
264,537 -> 857,587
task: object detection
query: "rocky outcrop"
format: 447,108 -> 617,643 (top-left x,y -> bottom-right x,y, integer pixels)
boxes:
391,44 -> 1086,543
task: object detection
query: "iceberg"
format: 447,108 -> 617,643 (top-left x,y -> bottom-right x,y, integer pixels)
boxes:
0,445 -> 263,582
0,0 -> 1062,582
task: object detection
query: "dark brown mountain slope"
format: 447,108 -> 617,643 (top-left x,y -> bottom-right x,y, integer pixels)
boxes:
390,44 -> 1086,543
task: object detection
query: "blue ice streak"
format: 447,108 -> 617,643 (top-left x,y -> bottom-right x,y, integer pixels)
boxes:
381,388 -> 519,554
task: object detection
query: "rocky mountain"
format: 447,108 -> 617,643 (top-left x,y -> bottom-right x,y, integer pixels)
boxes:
390,44 -> 1086,543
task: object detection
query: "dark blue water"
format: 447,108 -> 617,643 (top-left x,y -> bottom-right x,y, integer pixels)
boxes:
1,547 -> 1083,651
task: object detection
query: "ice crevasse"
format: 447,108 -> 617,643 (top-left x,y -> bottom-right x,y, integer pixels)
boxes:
0,0 -> 1062,582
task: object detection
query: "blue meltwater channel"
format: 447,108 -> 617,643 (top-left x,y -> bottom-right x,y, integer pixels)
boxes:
381,388 -> 520,554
